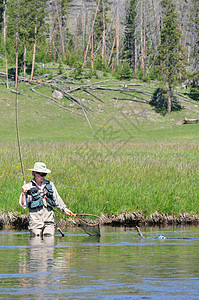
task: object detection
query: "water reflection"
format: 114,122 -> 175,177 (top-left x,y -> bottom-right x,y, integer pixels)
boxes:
29,236 -> 55,271
18,233 -> 102,296
20,236 -> 55,291
1,227 -> 199,299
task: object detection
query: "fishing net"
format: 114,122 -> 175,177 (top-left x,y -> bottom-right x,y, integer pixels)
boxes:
74,214 -> 101,236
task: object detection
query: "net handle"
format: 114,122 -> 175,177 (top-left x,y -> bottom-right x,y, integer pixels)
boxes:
71,213 -> 101,227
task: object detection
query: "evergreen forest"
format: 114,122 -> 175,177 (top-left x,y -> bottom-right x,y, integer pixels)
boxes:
0,0 -> 198,112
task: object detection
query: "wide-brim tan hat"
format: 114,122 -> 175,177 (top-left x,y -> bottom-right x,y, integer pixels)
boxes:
29,162 -> 51,174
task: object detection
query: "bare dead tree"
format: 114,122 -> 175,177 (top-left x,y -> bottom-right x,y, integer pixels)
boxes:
55,0 -> 66,61
30,15 -> 37,81
108,35 -> 116,66
81,0 -> 85,60
140,0 -> 145,74
3,0 -> 9,89
102,0 -> 106,64
116,7 -> 119,66
83,0 -> 101,66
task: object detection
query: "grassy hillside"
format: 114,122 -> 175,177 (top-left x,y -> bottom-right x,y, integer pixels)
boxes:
0,73 -> 198,143
0,72 -> 199,217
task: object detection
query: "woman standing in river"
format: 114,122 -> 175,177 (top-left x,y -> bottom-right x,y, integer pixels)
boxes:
19,162 -> 73,237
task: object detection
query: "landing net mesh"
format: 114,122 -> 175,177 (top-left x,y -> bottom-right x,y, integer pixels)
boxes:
75,214 -> 101,236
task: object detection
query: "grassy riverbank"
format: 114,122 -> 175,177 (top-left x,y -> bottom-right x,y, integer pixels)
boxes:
0,141 -> 198,217
0,76 -> 199,218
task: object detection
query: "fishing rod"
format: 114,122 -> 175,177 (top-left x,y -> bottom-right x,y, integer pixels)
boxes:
14,74 -> 100,237
14,22 -> 25,183
15,72 -> 25,183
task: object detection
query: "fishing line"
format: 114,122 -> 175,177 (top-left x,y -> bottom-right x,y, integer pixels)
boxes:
81,105 -> 94,133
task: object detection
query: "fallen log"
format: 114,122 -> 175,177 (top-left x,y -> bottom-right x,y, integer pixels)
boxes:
0,72 -> 14,79
64,92 -> 93,115
30,87 -> 76,113
82,88 -> 104,103
113,97 -> 148,104
177,92 -> 195,103
92,85 -> 153,96
64,79 -> 110,93
183,117 -> 199,124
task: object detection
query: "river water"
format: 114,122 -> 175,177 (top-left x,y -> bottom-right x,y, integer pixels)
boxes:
0,226 -> 199,299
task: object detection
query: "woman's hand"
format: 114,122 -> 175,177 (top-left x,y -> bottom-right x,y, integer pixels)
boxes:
64,208 -> 73,216
21,181 -> 28,206
22,181 -> 29,194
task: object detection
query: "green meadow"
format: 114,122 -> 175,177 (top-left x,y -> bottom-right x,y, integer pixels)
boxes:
0,74 -> 198,218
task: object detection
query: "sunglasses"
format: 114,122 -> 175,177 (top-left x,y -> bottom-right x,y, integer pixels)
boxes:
36,172 -> 47,177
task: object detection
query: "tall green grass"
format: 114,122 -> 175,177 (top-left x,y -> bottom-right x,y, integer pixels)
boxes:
0,78 -> 199,218
0,141 -> 198,217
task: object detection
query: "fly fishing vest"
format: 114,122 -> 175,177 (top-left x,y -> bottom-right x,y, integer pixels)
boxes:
28,180 -> 56,209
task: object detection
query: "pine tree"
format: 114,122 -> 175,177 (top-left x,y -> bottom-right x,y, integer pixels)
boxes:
190,0 -> 199,71
6,0 -> 23,87
189,0 -> 199,100
123,0 -> 137,70
0,0 -> 4,32
93,0 -> 109,49
155,0 -> 186,114
28,0 -> 48,79
6,0 -> 48,78
49,0 -> 72,63
92,0 -> 109,66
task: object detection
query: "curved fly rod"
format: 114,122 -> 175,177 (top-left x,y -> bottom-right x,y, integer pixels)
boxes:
15,73 -> 25,183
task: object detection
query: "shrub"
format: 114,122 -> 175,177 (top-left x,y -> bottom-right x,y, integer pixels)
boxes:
113,62 -> 132,79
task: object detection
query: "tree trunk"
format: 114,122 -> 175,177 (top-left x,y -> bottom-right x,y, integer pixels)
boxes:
167,78 -> 172,114
112,56 -> 114,70
178,0 -> 182,80
23,36 -> 27,77
158,16 -> 161,45
134,36 -> 137,74
81,0 -> 85,60
83,0 -> 101,66
75,23 -> 78,52
50,33 -> 53,62
15,31 -> 19,89
116,7 -> 119,66
30,15 -> 37,81
102,0 -> 106,64
3,0 -> 9,89
91,30 -> 94,69
55,0 -> 66,61
141,0 -> 145,74
108,35 -> 115,66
